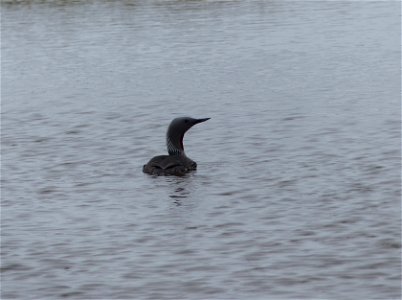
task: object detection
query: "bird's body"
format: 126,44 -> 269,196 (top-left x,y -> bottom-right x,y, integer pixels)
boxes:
143,154 -> 197,176
143,117 -> 209,176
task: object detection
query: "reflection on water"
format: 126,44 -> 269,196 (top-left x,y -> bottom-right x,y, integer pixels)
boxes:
2,0 -> 401,299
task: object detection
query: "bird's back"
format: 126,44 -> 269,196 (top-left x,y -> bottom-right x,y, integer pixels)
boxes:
143,155 -> 197,176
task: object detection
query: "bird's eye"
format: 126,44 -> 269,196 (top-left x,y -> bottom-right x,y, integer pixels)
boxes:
184,119 -> 189,124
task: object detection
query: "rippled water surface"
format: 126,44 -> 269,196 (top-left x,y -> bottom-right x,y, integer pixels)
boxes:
2,1 -> 401,299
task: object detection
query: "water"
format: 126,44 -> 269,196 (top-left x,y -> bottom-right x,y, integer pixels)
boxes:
1,1 -> 401,299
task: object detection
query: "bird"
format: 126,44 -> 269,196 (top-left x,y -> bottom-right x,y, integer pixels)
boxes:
143,117 -> 210,176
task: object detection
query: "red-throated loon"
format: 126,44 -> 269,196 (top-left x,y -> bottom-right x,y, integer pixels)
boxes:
143,117 -> 210,176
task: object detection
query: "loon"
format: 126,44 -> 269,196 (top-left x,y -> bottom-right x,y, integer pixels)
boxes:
143,117 -> 210,176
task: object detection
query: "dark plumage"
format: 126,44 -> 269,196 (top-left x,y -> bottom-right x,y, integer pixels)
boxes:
143,117 -> 210,176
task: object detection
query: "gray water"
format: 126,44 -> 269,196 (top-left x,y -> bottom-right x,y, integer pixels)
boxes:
1,1 -> 401,299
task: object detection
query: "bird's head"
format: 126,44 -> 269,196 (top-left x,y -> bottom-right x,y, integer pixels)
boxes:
166,117 -> 210,155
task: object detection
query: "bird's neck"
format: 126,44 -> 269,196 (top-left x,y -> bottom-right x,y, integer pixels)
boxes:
166,135 -> 185,156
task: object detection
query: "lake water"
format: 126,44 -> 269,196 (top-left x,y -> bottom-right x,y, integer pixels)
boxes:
1,0 -> 401,299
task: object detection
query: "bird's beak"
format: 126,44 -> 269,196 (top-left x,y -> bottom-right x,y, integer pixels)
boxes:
194,118 -> 210,124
